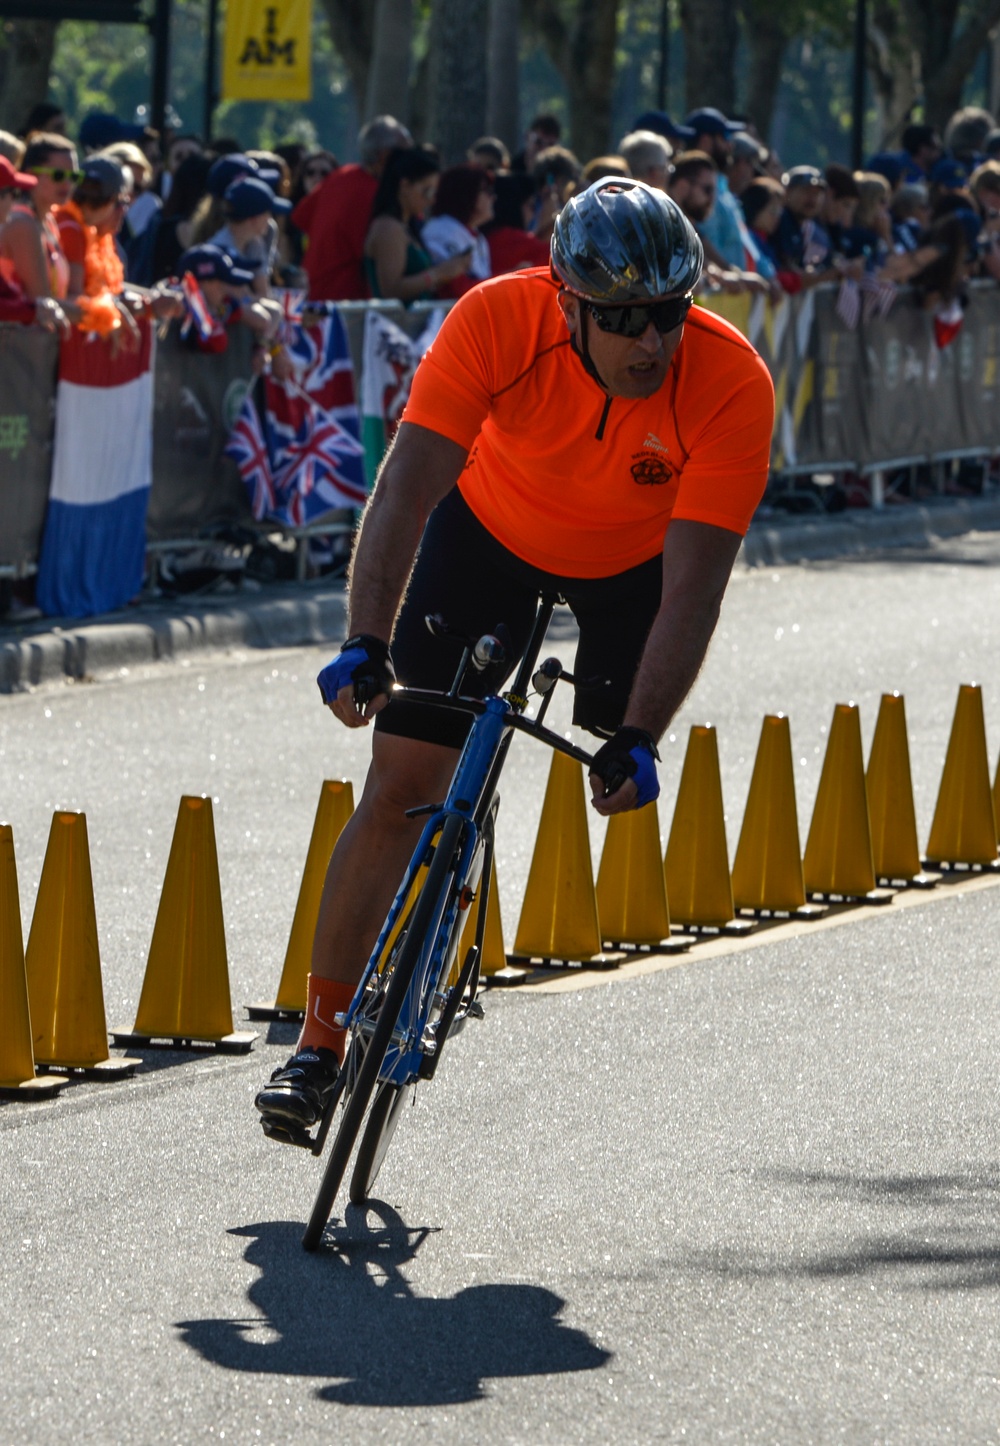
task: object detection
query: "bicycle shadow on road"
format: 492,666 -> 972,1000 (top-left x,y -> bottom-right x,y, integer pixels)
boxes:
177,1206 -> 610,1406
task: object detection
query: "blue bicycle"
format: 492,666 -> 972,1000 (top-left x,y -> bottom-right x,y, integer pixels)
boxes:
301,593 -> 605,1251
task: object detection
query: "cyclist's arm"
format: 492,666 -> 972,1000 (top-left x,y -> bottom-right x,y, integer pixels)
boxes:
331,421 -> 468,726
590,518 -> 742,815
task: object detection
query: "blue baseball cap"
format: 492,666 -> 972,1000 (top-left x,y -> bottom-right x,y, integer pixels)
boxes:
633,110 -> 696,144
930,157 -> 970,189
866,151 -> 906,187
684,107 -> 743,138
223,176 -> 291,218
177,244 -> 255,286
79,110 -> 145,151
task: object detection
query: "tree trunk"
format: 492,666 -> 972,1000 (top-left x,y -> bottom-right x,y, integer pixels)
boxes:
0,19 -> 57,135
364,0 -> 413,124
426,0 -> 489,164
679,0 -> 739,115
319,0 -> 374,124
869,0 -> 918,147
530,0 -> 620,159
487,0 -> 520,150
742,3 -> 790,142
899,0 -> 1000,130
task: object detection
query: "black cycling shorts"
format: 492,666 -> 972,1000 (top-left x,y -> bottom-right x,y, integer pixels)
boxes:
374,488 -> 663,750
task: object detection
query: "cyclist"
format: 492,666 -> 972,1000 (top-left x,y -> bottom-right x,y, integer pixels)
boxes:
256,177 -> 774,1137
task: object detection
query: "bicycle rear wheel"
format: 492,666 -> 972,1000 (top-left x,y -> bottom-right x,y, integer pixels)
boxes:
302,812 -> 464,1251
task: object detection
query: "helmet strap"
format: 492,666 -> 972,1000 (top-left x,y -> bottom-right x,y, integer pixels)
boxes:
572,303 -> 609,392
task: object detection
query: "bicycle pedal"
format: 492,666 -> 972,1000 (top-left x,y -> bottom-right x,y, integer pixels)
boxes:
465,1001 -> 485,1020
260,1117 -> 315,1150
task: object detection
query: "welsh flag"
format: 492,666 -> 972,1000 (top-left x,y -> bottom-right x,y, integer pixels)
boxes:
360,308 -> 445,487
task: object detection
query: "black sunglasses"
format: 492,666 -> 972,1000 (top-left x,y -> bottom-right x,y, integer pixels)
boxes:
586,294 -> 693,337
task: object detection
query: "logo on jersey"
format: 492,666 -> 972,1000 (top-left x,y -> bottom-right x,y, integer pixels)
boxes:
643,432 -> 669,454
631,456 -> 672,486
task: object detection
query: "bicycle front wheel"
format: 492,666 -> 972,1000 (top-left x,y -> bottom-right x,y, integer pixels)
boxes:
302,812 -> 464,1251
349,1080 -> 414,1203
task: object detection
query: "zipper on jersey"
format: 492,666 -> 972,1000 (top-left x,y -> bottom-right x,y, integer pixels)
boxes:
595,394 -> 612,441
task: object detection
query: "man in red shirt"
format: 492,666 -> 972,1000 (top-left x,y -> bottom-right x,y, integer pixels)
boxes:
291,115 -> 411,300
256,179 -> 776,1138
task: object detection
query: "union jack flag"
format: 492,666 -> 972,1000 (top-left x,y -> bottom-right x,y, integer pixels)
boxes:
224,387 -> 275,520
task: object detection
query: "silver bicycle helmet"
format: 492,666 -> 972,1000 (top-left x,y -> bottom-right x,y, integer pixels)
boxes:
551,177 -> 703,303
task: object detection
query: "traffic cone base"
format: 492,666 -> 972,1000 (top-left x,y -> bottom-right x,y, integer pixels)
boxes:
248,779 -> 356,1021
112,795 -> 256,1053
926,685 -> 999,868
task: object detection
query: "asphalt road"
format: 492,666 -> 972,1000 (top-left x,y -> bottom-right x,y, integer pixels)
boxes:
3,534 -> 1000,1443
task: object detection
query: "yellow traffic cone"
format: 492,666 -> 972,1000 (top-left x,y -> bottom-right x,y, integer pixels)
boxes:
0,823 -> 61,1098
867,693 -> 938,887
597,803 -> 680,948
803,704 -> 892,901
112,796 -> 256,1052
248,779 -> 355,1019
24,811 -> 137,1077
461,853 -> 507,975
665,725 -> 750,932
926,684 -> 999,869
731,715 -> 821,916
511,750 -> 607,964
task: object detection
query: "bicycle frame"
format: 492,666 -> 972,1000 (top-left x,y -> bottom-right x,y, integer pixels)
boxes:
336,592 -> 597,1094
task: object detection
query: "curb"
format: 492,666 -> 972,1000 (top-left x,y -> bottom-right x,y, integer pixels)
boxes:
0,584 -> 348,693
3,494 -> 1000,693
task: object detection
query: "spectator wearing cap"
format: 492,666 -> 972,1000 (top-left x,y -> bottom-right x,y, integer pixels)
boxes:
929,156 -> 971,204
741,176 -> 796,291
99,139 -> 162,283
773,165 -> 836,277
211,176 -> 290,297
467,136 -> 510,172
865,152 -> 906,190
631,111 -> 696,148
839,172 -> 893,268
1,132 -> 78,306
820,164 -> 860,253
0,157 -> 67,330
901,123 -> 942,180
291,115 -> 411,300
617,130 -> 672,190
78,110 -> 146,155
192,152 -> 264,244
175,243 -> 281,363
421,165 -> 495,298
728,132 -> 765,198
684,107 -> 754,270
481,173 -> 550,275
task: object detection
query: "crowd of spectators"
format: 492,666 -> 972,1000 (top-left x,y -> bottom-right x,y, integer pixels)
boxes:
5,94 -> 1000,616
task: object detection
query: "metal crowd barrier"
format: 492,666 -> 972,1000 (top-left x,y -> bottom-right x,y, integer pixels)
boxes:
3,288 -> 1000,581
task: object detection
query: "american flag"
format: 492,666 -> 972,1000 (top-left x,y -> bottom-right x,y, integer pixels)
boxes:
835,277 -> 861,330
224,388 -> 276,519
859,270 -> 897,320
180,271 -> 217,343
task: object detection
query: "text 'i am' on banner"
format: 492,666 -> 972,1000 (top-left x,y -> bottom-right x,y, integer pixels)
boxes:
222,0 -> 313,102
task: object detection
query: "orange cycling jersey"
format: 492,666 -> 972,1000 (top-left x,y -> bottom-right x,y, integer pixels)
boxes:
402,268 -> 775,577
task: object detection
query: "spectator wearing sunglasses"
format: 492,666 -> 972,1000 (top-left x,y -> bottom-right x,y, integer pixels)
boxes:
285,148 -> 338,278
0,132 -> 79,306
0,157 -> 67,330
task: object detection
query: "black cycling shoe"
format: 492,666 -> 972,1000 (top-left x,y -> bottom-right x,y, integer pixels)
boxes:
255,1046 -> 340,1132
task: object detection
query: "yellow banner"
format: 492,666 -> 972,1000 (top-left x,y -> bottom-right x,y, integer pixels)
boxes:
222,0 -> 312,102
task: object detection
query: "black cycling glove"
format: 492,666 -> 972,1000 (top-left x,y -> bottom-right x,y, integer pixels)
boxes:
317,634 -> 396,708
590,726 -> 661,806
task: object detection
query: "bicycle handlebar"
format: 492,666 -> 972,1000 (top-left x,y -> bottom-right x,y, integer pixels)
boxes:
389,684 -> 598,771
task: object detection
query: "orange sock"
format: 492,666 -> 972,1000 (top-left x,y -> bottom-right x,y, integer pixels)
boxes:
297,974 -> 356,1063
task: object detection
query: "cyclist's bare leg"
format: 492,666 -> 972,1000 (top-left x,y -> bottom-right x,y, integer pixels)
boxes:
310,730 -> 460,987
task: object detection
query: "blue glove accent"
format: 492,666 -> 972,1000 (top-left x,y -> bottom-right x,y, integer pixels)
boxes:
591,726 -> 661,808
317,634 -> 395,707
628,741 -> 660,807
317,645 -> 369,705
